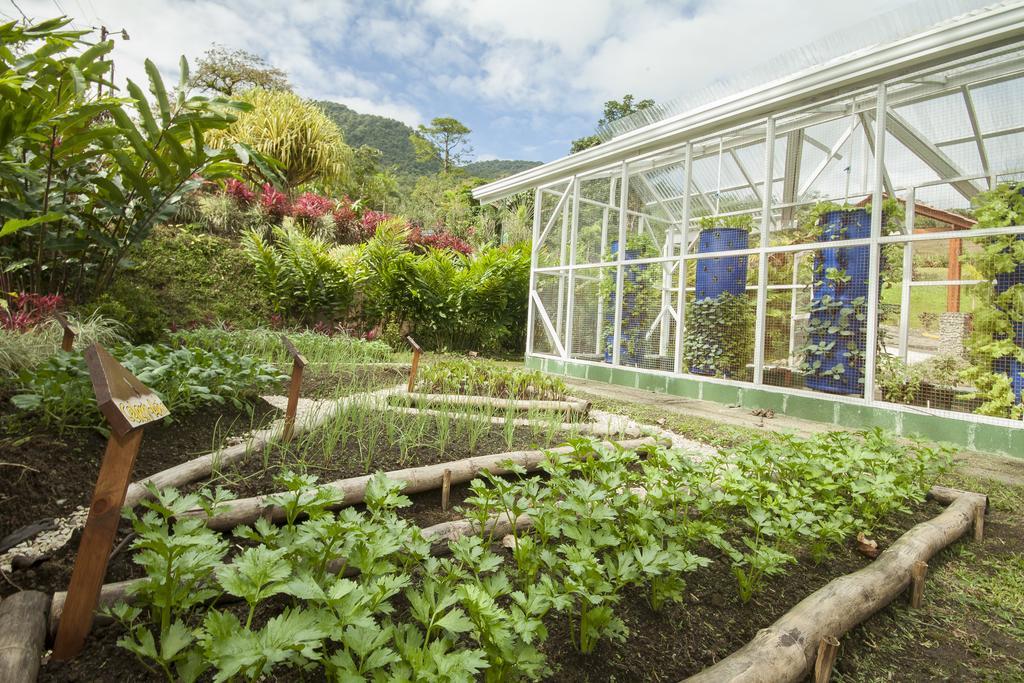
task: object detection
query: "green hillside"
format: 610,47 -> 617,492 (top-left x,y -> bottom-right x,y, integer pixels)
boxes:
316,100 -> 440,176
316,100 -> 540,180
461,159 -> 541,179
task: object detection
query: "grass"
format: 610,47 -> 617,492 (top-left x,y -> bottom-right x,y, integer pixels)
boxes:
880,267 -> 984,328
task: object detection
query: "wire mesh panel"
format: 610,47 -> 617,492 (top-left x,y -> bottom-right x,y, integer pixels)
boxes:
531,272 -> 564,356
536,183 -> 572,269
568,265 -> 613,363
614,260 -> 676,370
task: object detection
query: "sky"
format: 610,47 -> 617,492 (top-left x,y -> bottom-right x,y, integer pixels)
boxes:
8,0 -> 919,163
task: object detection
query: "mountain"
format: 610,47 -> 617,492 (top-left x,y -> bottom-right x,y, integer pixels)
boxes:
460,159 -> 541,179
316,101 -> 541,180
316,101 -> 440,177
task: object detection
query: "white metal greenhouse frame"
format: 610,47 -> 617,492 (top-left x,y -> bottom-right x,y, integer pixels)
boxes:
474,1 -> 1024,434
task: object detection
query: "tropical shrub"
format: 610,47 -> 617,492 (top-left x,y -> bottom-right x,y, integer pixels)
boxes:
9,342 -> 285,428
207,88 -> 352,189
244,225 -> 354,325
0,17 -> 276,298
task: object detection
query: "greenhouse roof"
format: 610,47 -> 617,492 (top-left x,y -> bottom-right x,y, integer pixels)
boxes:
473,0 -> 1024,204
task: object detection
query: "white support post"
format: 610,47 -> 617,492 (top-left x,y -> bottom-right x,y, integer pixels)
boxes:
898,187 -> 915,361
612,162 -> 629,366
863,84 -> 888,402
595,179 -> 614,355
659,221 -> 674,357
563,177 -> 581,359
788,252 -> 801,362
673,143 -> 694,374
555,190 -> 570,339
753,118 -> 776,385
526,188 -> 542,357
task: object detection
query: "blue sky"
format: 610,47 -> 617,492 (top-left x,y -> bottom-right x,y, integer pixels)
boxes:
12,0 -> 912,163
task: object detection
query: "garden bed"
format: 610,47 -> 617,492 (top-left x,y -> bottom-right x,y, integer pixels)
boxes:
18,429 -> 966,683
0,399 -> 281,542
34,493 -> 965,682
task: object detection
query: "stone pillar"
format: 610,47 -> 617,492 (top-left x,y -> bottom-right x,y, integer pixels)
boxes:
939,312 -> 972,359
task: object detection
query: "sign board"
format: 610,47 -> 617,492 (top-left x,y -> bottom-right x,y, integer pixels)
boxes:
52,344 -> 168,660
86,344 -> 169,436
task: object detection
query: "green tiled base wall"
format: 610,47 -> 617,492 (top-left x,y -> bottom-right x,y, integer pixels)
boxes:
527,356 -> 1023,458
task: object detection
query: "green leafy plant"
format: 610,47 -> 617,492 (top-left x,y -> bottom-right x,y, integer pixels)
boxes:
10,342 -> 285,428
682,292 -> 753,377
961,182 -> 1024,418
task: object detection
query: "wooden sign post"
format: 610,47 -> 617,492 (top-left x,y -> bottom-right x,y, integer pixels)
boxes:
281,335 -> 307,442
406,336 -> 422,393
55,313 -> 75,352
51,344 -> 169,660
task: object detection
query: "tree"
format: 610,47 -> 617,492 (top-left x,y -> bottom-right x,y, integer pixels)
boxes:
411,117 -> 473,172
570,94 -> 656,153
208,88 -> 352,189
190,44 -> 290,96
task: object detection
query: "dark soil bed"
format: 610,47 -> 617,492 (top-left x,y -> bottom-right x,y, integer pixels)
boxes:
35,498 -> 960,683
198,422 -> 571,501
0,399 -> 280,542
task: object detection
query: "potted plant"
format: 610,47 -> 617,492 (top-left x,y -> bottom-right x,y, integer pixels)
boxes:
799,200 -> 902,395
960,182 -> 1024,418
685,214 -> 754,377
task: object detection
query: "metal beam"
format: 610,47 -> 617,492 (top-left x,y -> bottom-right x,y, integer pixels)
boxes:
883,109 -> 982,199
797,120 -> 857,197
961,84 -> 992,183
781,130 -> 803,225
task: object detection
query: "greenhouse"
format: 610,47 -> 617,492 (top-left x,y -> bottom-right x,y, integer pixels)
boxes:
474,0 -> 1024,453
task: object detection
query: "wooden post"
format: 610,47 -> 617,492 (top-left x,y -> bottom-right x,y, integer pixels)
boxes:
973,501 -> 985,542
280,336 -> 307,443
55,312 -> 75,352
814,635 -> 840,683
909,560 -> 928,608
51,344 -> 168,660
407,336 -> 422,393
947,237 -> 962,313
441,469 -> 452,511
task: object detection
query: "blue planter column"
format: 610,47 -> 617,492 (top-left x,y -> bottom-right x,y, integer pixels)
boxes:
690,228 -> 749,376
804,209 -> 873,395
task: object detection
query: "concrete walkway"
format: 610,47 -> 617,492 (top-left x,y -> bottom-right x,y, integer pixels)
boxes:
566,377 -> 1024,486
565,377 -> 834,436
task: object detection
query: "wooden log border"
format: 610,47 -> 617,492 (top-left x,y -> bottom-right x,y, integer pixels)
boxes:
683,486 -> 988,683
0,591 -> 49,683
122,385 -> 403,508
182,436 -> 661,530
382,404 -> 636,438
400,392 -> 591,418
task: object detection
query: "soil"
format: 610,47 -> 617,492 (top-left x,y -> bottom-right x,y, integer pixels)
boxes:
34,495 -> 968,682
0,399 -> 280,541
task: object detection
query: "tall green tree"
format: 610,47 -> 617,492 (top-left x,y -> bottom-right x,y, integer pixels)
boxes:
189,44 -> 291,96
571,94 -> 656,153
411,116 -> 473,172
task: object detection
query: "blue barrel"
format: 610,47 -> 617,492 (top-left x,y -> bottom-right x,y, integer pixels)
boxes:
805,209 -> 873,395
603,241 -> 645,366
695,228 -> 749,301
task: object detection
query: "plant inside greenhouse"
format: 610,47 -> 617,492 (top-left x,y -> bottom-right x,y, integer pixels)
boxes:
1,2 -> 1023,682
